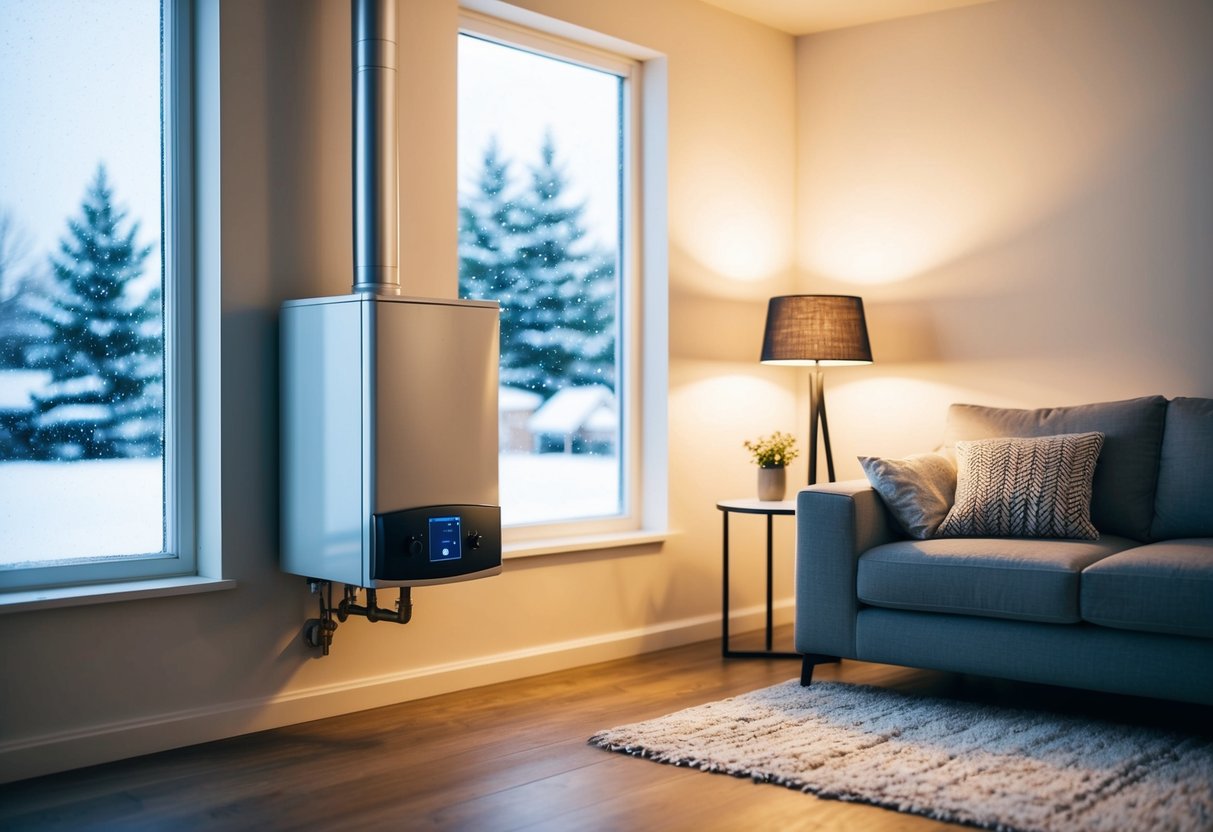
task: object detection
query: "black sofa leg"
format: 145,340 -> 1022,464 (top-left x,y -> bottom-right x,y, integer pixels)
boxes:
800,654 -> 841,686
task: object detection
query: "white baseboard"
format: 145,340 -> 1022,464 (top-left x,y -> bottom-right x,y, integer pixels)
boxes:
0,600 -> 794,783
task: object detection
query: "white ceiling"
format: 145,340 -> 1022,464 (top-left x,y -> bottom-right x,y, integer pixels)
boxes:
697,0 -> 997,35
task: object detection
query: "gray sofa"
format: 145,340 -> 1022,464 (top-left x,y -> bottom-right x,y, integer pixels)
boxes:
795,395 -> 1213,705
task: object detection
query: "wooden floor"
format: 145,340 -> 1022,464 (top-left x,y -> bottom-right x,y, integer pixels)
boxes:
3,627 -> 1208,832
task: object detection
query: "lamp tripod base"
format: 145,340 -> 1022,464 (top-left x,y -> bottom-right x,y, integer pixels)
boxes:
807,368 -> 835,486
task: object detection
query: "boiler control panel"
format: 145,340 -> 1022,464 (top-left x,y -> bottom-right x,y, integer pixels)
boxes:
373,504 -> 502,585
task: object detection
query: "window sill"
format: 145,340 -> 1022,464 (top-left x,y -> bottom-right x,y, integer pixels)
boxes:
0,575 -> 236,614
503,529 -> 672,560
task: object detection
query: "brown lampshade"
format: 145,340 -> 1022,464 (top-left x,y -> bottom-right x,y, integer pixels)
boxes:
760,295 -> 873,366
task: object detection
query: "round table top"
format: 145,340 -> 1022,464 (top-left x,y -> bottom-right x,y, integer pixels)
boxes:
716,498 -> 796,515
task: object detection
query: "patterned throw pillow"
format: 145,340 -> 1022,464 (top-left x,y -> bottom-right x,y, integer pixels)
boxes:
936,432 -> 1104,540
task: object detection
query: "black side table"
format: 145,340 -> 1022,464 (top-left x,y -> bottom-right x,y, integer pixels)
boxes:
716,499 -> 800,659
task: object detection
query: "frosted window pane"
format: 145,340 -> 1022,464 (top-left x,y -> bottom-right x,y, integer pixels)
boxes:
458,33 -> 624,527
0,0 -> 165,566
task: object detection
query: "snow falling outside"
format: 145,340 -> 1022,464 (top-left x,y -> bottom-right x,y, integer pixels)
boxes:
1,1 -> 168,568
458,33 -> 626,527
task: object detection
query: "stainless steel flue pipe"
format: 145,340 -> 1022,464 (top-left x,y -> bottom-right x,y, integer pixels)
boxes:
352,0 -> 398,294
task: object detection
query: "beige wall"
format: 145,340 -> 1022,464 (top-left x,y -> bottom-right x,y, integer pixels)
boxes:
795,0 -> 1213,472
0,0 -> 799,781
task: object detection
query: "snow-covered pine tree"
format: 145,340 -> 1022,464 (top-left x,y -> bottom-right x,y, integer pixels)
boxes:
502,134 -> 616,397
23,164 -> 161,460
458,137 -> 520,305
459,135 -> 617,399
459,138 -> 542,399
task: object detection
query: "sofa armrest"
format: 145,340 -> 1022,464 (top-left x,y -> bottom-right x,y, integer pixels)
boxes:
795,479 -> 899,658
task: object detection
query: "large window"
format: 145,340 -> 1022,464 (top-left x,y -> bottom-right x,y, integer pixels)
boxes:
458,16 -> 640,540
0,0 -> 193,591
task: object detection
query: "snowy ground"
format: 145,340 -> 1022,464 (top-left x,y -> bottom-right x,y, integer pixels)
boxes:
499,451 -> 620,526
0,453 -> 618,566
0,459 -> 163,566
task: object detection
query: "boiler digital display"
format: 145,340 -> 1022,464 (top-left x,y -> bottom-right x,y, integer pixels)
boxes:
428,516 -> 462,562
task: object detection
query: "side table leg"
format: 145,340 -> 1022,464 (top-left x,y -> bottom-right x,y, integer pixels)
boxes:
765,512 -> 774,651
721,509 -> 730,657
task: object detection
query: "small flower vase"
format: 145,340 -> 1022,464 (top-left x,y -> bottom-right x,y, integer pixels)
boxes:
757,466 -> 786,502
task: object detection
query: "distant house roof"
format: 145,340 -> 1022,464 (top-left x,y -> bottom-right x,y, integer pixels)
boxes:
527,385 -> 615,435
584,405 -> 618,434
499,386 -> 544,413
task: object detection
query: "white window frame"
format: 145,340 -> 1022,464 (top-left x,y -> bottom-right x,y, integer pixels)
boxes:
457,12 -> 652,549
0,0 -> 196,594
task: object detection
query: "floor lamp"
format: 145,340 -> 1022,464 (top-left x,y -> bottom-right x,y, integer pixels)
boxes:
760,295 -> 873,486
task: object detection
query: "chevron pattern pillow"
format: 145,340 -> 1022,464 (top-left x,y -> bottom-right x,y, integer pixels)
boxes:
936,432 -> 1104,539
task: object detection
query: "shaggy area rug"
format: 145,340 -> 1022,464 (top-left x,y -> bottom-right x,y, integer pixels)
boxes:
588,681 -> 1213,832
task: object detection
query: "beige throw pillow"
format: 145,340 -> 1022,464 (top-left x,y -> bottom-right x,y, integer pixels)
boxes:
936,432 -> 1104,540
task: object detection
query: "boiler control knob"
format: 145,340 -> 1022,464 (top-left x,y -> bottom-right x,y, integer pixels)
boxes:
406,535 -> 423,557
466,532 -> 483,550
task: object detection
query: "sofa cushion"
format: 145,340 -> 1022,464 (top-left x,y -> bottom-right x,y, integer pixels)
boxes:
944,396 -> 1167,541
1080,539 -> 1213,638
1151,397 -> 1213,540
936,432 -> 1103,540
857,536 -> 1137,624
859,452 -> 956,539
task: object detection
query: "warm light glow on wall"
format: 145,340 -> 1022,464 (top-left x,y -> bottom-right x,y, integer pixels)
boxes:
799,180 -> 991,285
672,147 -> 794,290
790,5 -> 1192,290
670,370 -> 800,465
795,142 -> 1082,288
673,371 -> 797,429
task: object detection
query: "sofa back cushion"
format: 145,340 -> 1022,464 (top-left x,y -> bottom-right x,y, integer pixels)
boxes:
944,396 -> 1167,541
1151,397 -> 1213,540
